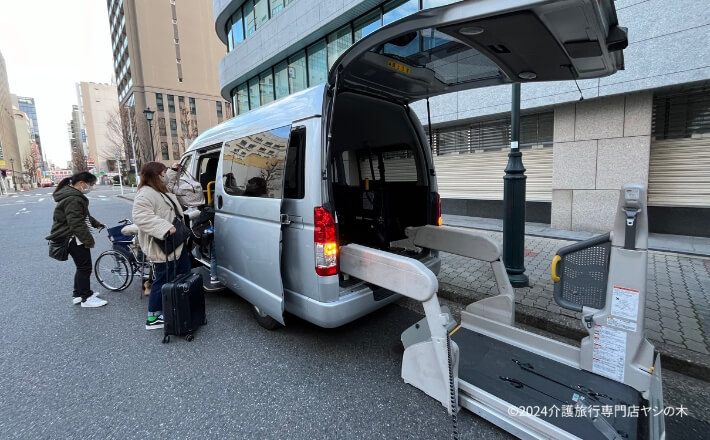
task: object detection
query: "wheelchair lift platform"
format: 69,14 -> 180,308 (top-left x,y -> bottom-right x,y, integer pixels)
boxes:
339,184 -> 665,440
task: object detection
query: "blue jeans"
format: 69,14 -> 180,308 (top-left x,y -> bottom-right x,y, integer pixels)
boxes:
148,249 -> 192,313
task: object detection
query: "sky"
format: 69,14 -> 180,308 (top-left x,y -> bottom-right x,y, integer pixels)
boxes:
0,0 -> 115,167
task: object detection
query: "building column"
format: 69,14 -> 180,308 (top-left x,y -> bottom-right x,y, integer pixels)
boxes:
551,92 -> 653,233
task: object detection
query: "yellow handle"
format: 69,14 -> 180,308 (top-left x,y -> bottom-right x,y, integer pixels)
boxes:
207,181 -> 215,206
551,255 -> 561,282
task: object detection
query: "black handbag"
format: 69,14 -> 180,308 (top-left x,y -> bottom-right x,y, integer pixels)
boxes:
154,195 -> 192,255
48,236 -> 71,261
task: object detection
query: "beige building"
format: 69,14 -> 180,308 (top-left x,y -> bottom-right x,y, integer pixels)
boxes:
0,49 -> 21,189
107,0 -> 231,166
77,82 -> 120,174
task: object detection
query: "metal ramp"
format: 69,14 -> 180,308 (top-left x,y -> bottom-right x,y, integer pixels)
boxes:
340,183 -> 665,440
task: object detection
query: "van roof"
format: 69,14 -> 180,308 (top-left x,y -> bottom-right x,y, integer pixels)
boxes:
186,84 -> 326,153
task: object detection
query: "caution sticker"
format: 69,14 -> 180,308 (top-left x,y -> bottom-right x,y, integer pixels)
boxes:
387,60 -> 410,74
611,286 -> 640,323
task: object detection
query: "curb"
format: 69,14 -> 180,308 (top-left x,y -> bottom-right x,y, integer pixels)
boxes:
437,282 -> 710,382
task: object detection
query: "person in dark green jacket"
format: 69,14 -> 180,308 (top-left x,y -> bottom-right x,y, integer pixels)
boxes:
46,172 -> 108,308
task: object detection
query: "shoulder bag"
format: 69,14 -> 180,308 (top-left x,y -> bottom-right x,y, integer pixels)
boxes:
154,195 -> 193,255
48,236 -> 72,261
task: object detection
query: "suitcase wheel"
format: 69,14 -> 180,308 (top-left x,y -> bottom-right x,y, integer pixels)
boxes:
162,335 -> 170,344
185,334 -> 194,342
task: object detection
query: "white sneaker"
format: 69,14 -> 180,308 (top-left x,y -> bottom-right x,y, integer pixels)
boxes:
81,296 -> 108,308
73,293 -> 102,305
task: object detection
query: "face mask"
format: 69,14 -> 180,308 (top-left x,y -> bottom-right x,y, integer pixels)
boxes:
80,183 -> 92,194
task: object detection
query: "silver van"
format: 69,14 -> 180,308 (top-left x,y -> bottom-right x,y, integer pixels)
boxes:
181,0 -> 625,329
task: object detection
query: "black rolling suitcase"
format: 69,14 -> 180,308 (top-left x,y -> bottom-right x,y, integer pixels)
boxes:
162,272 -> 206,343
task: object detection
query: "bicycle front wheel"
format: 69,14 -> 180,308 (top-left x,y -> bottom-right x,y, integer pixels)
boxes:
95,250 -> 132,291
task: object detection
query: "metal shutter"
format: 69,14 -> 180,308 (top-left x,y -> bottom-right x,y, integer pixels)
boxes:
434,147 -> 553,201
648,138 -> 710,207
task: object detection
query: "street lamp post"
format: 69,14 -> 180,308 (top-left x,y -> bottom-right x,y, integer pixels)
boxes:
9,158 -> 15,192
143,107 -> 156,161
502,83 -> 529,287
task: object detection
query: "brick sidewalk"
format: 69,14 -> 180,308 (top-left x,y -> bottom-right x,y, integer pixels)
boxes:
436,229 -> 710,356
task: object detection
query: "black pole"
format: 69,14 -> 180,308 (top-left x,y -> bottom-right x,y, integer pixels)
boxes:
148,122 -> 156,161
503,83 -> 529,287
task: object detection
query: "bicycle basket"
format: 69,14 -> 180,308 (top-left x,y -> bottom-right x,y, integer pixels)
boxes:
108,225 -> 134,243
552,233 -> 611,312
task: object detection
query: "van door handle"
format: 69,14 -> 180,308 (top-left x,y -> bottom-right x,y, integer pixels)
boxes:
217,196 -> 223,209
280,214 -> 291,225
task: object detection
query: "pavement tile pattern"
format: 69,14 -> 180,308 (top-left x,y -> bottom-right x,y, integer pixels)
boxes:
437,230 -> 710,355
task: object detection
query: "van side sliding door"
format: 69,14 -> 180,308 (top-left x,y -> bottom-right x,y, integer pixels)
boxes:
214,125 -> 290,325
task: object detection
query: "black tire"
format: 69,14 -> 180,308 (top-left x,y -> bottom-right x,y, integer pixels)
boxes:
94,250 -> 132,291
252,305 -> 283,330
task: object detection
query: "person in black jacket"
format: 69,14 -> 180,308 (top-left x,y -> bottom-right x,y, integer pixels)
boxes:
46,172 -> 107,307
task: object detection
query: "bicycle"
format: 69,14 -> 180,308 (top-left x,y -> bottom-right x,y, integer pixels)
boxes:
94,219 -> 154,294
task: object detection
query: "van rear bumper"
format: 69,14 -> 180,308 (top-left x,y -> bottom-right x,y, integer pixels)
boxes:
284,253 -> 440,328
284,286 -> 402,328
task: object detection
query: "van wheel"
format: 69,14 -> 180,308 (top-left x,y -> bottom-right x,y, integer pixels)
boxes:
252,305 -> 282,330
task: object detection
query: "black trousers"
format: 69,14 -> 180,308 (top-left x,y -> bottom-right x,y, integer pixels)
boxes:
68,238 -> 93,299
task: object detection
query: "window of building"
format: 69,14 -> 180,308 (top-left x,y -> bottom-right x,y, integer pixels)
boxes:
225,102 -> 232,118
422,0 -> 458,8
178,96 -> 185,110
156,93 -> 164,111
288,51 -> 307,94
237,83 -> 249,115
260,68 -> 274,105
383,0 -> 418,25
244,1 -> 256,37
254,0 -> 269,29
189,97 -> 196,115
159,117 -> 167,136
327,25 -> 352,70
354,9 -> 381,42
231,13 -> 245,46
161,142 -> 169,160
270,0 -> 291,16
221,125 -> 290,198
217,101 -> 223,118
248,76 -> 261,110
167,95 -> 175,113
307,40 -> 327,87
172,141 -> 180,160
653,87 -> 710,140
274,61 -> 289,100
170,118 -> 178,137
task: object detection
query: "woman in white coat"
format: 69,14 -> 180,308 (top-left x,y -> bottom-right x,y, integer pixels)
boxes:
132,162 -> 192,330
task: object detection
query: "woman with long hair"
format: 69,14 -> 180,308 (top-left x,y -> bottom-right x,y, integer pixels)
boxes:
46,171 -> 107,307
132,162 -> 192,330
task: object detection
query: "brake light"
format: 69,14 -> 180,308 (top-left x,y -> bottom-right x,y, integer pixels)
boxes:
434,192 -> 442,226
314,207 -> 338,276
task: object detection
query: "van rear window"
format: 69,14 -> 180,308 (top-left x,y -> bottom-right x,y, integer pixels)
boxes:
357,148 -> 418,183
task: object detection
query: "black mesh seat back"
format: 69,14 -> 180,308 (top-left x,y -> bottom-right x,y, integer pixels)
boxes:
554,234 -> 611,311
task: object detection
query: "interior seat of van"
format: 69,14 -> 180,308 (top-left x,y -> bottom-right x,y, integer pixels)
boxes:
330,92 -> 430,256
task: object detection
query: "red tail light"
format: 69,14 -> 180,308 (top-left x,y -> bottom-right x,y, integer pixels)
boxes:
314,207 -> 338,276
434,192 -> 442,226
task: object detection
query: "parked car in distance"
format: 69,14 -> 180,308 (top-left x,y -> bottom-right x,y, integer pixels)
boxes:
40,178 -> 54,188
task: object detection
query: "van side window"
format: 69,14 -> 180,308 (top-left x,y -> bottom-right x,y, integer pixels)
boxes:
222,125 -> 290,198
179,155 -> 192,173
283,127 -> 305,199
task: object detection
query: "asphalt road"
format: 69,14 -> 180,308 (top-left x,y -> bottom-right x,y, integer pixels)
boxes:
0,186 -> 707,439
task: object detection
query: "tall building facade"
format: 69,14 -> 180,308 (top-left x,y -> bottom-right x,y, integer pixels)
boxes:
213,0 -> 710,236
13,109 -> 33,183
76,82 -> 121,176
16,96 -> 45,172
0,49 -> 20,188
106,0 -> 232,166
68,105 -> 84,172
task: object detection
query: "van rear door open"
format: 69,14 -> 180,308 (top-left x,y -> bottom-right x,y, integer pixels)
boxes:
214,125 -> 292,326
327,0 -> 626,104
